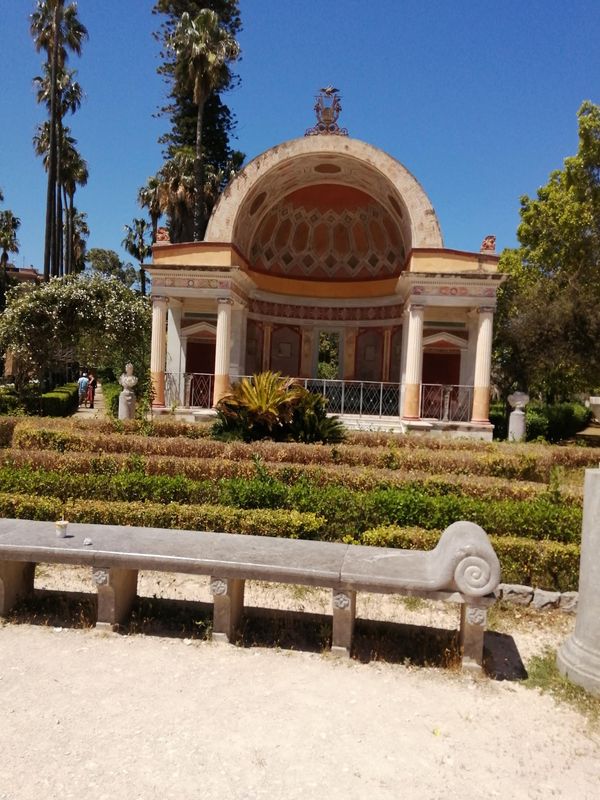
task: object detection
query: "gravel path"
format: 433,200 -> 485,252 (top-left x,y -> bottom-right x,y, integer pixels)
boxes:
1,612 -> 599,799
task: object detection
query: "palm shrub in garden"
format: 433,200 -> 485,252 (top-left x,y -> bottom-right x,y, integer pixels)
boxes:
213,371 -> 345,443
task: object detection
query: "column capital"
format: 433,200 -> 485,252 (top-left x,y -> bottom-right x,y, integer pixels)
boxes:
151,295 -> 169,307
477,306 -> 495,315
217,296 -> 234,306
405,302 -> 425,314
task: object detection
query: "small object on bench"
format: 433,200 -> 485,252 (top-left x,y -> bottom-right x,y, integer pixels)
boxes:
0,518 -> 500,671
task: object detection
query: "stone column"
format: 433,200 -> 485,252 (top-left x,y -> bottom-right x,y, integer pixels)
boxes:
150,295 -> 168,407
402,304 -> 425,419
299,327 -> 314,378
471,307 -> 494,423
557,469 -> 600,694
213,298 -> 233,406
382,328 -> 392,382
166,302 -> 184,405
262,323 -> 272,372
229,306 -> 247,379
343,329 -> 357,380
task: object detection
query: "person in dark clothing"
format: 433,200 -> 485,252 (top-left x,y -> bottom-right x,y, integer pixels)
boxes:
87,373 -> 97,409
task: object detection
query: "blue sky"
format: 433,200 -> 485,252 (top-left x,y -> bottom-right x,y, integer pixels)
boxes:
1,0 -> 599,271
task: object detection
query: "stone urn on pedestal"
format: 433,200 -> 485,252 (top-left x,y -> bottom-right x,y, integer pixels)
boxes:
118,363 -> 138,420
507,391 -> 529,442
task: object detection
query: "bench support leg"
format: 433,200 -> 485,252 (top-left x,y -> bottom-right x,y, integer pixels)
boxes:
459,603 -> 487,671
93,567 -> 138,631
211,577 -> 245,643
331,589 -> 356,658
0,561 -> 35,615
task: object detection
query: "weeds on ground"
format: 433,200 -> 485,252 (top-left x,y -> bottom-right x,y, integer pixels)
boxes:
524,648 -> 600,725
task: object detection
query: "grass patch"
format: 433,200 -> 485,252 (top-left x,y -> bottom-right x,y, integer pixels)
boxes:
524,648 -> 600,724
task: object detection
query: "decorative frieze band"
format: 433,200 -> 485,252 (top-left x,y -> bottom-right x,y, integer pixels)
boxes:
412,285 -> 496,298
249,299 -> 405,322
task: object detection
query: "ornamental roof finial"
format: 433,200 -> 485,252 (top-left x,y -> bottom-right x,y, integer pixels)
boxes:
305,86 -> 348,137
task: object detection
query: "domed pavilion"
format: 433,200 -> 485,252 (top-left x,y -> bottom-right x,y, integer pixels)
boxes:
147,89 -> 503,438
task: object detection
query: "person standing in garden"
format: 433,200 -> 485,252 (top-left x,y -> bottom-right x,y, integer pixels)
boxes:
87,372 -> 97,409
77,371 -> 89,406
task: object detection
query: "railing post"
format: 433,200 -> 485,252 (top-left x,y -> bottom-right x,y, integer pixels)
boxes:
379,382 -> 383,417
341,380 -> 345,415
360,382 -> 364,417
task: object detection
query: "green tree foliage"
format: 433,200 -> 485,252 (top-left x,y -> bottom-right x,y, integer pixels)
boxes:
150,1 -> 243,242
85,248 -> 137,289
0,275 -> 151,394
494,102 -> 600,401
0,209 -> 21,312
30,0 -> 88,281
122,219 -> 152,296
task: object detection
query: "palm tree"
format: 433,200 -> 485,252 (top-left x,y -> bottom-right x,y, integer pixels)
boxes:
30,0 -> 87,280
170,10 -> 240,241
34,63 -> 84,276
137,175 -> 163,243
62,146 -> 88,275
122,219 -> 152,296
156,147 -> 195,243
33,121 -> 87,277
0,211 -> 20,312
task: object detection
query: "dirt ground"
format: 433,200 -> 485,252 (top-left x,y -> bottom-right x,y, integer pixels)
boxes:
0,566 -> 598,800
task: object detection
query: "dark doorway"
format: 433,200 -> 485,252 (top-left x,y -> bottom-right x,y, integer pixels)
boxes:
186,340 -> 216,374
422,351 -> 461,385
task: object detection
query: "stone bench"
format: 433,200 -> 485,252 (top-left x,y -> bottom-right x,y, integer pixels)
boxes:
0,518 -> 500,671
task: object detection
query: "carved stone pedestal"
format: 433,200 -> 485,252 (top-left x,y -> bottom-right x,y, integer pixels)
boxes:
93,567 -> 139,631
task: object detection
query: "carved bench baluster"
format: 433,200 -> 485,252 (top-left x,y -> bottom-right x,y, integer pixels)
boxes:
93,567 -> 138,631
0,561 -> 35,615
211,577 -> 245,643
459,603 -> 487,670
331,589 -> 356,657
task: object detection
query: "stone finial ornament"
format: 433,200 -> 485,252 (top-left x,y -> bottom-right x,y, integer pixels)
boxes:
155,227 -> 171,245
480,234 -> 496,253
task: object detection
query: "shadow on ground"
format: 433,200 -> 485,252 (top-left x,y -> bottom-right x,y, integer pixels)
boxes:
5,589 -> 526,680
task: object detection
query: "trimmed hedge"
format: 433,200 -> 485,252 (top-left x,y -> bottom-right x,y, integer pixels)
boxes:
0,465 -> 583,542
361,525 -> 580,592
10,422 -> 600,481
40,383 -> 79,417
3,448 -> 579,503
0,492 -> 326,539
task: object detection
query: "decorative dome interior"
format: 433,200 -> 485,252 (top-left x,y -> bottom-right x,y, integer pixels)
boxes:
248,184 -> 406,281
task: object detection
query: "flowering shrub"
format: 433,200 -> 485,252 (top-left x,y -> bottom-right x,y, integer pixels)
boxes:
0,275 -> 151,396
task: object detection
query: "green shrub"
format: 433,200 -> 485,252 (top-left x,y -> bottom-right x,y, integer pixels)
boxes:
526,402 -> 591,443
0,389 -> 22,416
214,372 -> 345,444
40,383 -> 79,417
0,418 -> 19,447
489,403 -> 508,440
0,491 -> 326,540
102,382 -> 121,418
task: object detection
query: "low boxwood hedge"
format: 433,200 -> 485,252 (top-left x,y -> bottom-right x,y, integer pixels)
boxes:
0,465 -> 583,543
40,383 -> 79,417
0,492 -> 326,540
